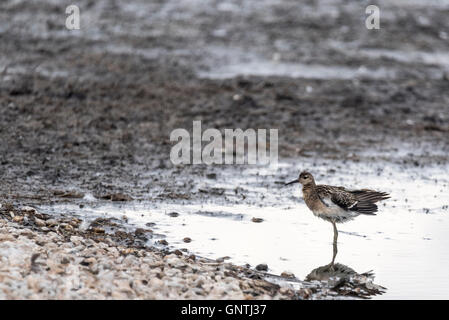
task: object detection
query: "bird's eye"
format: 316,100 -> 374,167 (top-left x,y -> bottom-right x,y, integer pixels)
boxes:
303,175 -> 308,179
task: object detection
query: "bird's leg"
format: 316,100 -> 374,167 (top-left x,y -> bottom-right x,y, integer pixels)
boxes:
330,221 -> 338,270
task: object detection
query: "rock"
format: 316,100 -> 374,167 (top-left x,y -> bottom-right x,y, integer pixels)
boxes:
70,235 -> 84,245
92,227 -> 105,234
101,193 -> 133,201
121,248 -> 136,255
166,256 -> 186,268
298,288 -> 313,299
35,240 -> 46,246
69,218 -> 81,227
61,257 -> 70,264
183,237 -> 192,243
34,218 -> 46,227
168,212 -> 179,217
80,257 -> 96,266
134,228 -> 151,239
13,216 -> 24,223
191,287 -> 205,296
45,219 -> 58,227
279,287 -> 294,296
21,206 -> 37,213
206,173 -> 217,179
280,271 -> 296,279
19,229 -> 34,237
53,190 -> 84,198
188,254 -> 196,261
60,223 -> 73,231
149,277 -> 164,289
157,239 -> 168,246
255,264 -> 268,271
251,217 -> 264,223
216,256 -> 230,263
0,234 -> 15,242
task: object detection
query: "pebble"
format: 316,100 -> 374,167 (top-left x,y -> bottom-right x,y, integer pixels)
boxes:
280,271 -> 296,279
80,257 -> 96,266
46,219 -> 58,227
165,256 -> 186,268
70,236 -> 84,245
134,228 -> 147,236
34,218 -> 46,227
21,206 -> 36,212
60,223 -> 73,231
255,264 -> 268,271
0,234 -> 15,242
0,214 -> 304,300
216,256 -> 230,263
206,173 -> 217,179
92,227 -> 105,234
13,216 -> 24,223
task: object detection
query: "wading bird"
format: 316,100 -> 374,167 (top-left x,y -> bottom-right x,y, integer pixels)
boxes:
285,171 -> 390,268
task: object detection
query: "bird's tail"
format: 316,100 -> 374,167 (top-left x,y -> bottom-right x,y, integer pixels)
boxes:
349,201 -> 378,215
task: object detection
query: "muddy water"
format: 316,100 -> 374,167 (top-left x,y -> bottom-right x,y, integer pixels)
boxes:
39,156 -> 449,299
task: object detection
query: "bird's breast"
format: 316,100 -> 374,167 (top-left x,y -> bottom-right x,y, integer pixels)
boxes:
302,188 -> 355,223
302,188 -> 328,213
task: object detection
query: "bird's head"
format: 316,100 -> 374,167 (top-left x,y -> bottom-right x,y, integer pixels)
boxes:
285,171 -> 315,186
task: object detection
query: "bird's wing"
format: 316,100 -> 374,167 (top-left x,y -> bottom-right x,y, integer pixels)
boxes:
317,185 -> 389,215
315,185 -> 357,210
314,185 -> 333,207
350,189 -> 390,203
330,190 -> 358,209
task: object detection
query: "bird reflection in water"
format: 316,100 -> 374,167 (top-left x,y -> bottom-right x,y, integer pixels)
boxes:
305,240 -> 386,299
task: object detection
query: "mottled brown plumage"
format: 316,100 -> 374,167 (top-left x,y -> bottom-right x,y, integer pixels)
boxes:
287,171 -> 390,223
285,171 -> 390,268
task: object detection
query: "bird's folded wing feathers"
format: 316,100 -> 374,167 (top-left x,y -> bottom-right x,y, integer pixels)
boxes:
330,191 -> 357,209
316,185 -> 388,215
316,185 -> 357,210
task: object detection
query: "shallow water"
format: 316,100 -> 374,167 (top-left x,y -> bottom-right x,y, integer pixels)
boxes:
39,157 -> 449,299
198,60 -> 396,80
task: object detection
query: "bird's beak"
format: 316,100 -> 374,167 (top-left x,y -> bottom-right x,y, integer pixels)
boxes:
285,179 -> 299,186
